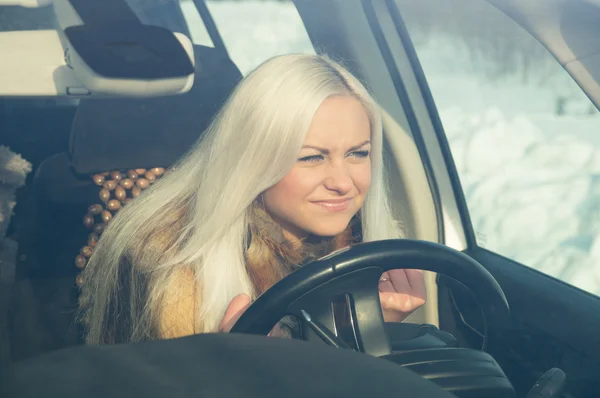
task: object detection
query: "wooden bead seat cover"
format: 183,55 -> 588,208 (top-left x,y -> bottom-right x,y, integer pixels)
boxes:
74,167 -> 166,290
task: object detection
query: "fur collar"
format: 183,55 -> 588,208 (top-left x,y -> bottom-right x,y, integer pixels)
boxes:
245,205 -> 337,338
245,204 -> 361,297
247,204 -> 338,268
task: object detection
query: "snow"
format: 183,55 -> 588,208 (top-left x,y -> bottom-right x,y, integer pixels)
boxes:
183,0 -> 315,75
182,1 -> 600,296
419,57 -> 600,296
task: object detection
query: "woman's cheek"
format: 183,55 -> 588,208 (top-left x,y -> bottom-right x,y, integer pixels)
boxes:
267,168 -> 318,205
353,163 -> 372,194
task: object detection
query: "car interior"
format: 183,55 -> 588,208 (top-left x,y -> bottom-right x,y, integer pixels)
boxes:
1,1 -> 600,398
12,42 -> 243,355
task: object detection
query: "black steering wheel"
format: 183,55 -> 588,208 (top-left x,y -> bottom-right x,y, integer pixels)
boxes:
231,239 -> 510,357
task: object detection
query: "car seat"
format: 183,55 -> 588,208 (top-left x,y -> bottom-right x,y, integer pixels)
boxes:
15,45 -> 242,357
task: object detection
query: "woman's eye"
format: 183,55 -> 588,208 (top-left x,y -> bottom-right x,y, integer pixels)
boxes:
298,155 -> 324,162
349,150 -> 370,158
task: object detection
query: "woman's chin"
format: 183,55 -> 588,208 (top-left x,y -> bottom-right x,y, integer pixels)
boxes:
306,223 -> 351,238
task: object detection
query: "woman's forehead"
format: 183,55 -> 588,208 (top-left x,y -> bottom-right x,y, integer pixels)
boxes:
302,96 -> 371,149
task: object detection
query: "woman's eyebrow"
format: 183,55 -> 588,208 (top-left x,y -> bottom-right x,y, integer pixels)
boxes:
301,140 -> 371,154
348,140 -> 371,151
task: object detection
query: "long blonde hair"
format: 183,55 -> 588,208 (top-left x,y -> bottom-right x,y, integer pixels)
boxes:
80,53 -> 403,344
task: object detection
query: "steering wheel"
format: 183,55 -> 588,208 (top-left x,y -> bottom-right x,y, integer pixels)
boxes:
231,239 -> 510,357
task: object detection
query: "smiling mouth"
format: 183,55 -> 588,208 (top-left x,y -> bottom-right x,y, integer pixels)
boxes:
312,198 -> 353,212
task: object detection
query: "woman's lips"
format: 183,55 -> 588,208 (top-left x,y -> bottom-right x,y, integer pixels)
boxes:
312,198 -> 352,212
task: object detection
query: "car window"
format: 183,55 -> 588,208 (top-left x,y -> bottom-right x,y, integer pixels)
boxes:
396,0 -> 600,297
0,1 -> 190,32
181,0 -> 315,75
127,0 -> 191,36
0,5 -> 55,30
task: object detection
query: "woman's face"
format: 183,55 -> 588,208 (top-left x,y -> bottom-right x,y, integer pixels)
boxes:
263,95 -> 372,243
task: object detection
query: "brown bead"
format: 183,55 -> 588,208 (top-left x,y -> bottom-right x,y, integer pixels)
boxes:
131,187 -> 141,198
93,223 -> 105,234
99,188 -> 110,202
92,174 -> 105,186
75,274 -> 84,287
114,186 -> 127,201
136,178 -> 149,189
107,199 -> 121,211
75,255 -> 87,269
88,233 -> 99,247
88,204 -> 103,215
151,167 -> 165,176
103,180 -> 117,191
144,171 -> 156,183
110,171 -> 122,181
100,172 -> 109,177
135,168 -> 147,175
120,178 -> 134,189
81,246 -> 94,258
127,170 -> 138,180
101,210 -> 112,223
83,214 -> 94,228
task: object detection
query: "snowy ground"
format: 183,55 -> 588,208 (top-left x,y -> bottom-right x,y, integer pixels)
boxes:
181,0 -> 600,296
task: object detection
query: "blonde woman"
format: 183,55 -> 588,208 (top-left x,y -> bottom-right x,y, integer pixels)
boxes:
79,54 -> 426,344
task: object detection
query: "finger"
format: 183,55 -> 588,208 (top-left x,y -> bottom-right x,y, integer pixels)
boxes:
378,271 -> 395,292
404,269 -> 427,299
379,269 -> 409,293
267,323 -> 285,338
404,269 -> 425,288
218,293 -> 252,333
388,269 -> 412,293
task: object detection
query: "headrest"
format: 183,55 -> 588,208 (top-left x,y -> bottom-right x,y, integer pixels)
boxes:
69,45 -> 242,175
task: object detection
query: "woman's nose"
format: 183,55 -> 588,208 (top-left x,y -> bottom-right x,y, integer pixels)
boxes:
323,163 -> 353,194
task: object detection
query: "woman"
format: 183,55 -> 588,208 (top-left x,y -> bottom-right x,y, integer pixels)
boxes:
79,53 -> 426,344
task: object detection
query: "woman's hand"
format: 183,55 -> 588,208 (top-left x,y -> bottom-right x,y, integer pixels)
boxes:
378,269 -> 427,323
218,293 -> 285,337
218,293 -> 252,333
219,268 -> 427,333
